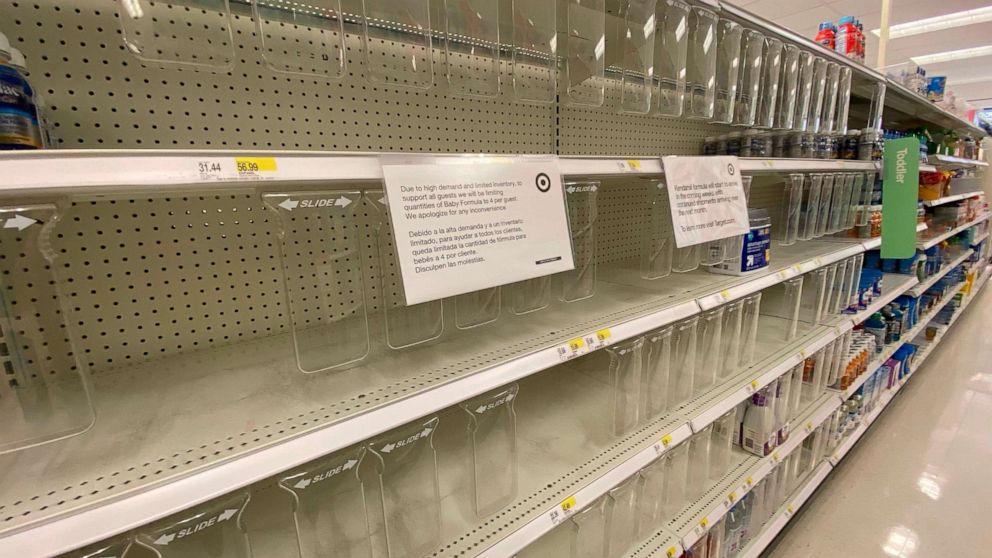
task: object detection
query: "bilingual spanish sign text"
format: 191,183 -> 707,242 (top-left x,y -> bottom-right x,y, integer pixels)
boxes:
382,159 -> 575,305
662,156 -> 750,248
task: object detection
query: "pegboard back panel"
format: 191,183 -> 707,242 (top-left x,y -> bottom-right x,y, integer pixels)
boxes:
1,0 -> 743,156
0,0 -> 555,152
557,81 -> 736,156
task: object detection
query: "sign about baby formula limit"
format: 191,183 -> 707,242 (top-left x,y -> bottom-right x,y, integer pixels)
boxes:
381,159 -> 575,305
662,156 -> 750,248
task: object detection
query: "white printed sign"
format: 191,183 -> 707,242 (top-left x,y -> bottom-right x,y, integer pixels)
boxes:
661,156 -> 749,248
381,159 -> 575,305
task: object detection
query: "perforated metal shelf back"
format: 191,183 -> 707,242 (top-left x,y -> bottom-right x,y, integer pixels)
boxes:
1,0 -> 726,155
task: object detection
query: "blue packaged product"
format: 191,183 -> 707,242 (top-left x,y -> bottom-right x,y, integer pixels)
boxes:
0,34 -> 41,150
863,250 -> 881,270
927,76 -> 946,102
897,254 -> 917,275
710,209 -> 771,276
882,257 -> 898,273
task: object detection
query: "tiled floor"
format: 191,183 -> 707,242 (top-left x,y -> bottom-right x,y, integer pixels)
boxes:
764,285 -> 992,557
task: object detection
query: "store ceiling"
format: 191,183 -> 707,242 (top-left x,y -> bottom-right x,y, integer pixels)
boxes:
732,0 -> 992,108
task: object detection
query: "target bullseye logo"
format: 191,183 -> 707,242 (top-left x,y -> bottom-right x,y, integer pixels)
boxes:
535,173 -> 552,192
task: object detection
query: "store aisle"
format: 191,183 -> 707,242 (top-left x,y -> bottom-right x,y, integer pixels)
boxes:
765,286 -> 992,558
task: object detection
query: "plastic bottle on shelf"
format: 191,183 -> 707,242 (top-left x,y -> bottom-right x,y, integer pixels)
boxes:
815,22 -> 836,50
865,312 -> 887,350
888,303 -> 904,341
857,21 -> 866,63
741,387 -> 777,456
0,33 -> 42,150
7,47 -> 45,149
880,305 -> 898,344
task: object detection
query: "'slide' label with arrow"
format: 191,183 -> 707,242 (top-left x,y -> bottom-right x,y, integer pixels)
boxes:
378,425 -> 434,454
472,391 -> 515,414
152,507 -> 239,546
288,458 -> 359,490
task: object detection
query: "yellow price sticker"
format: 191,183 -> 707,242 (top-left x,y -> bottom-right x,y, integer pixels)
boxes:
746,476 -> 754,486
596,328 -> 612,342
560,496 -> 577,513
750,379 -> 760,391
234,156 -> 277,173
728,491 -> 737,503
568,338 -> 585,352
626,159 -> 642,170
699,517 -> 709,529
661,434 -> 673,446
805,421 -> 814,432
720,289 -> 732,299
786,504 -> 795,514
666,546 -> 678,558
772,451 -> 781,461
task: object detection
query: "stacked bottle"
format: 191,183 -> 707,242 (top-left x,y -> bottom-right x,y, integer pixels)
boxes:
0,33 -> 42,150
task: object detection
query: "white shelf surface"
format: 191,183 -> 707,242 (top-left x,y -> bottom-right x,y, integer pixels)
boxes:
907,249 -> 974,296
922,191 -> 983,207
919,164 -> 938,173
737,461 -> 833,558
0,151 -> 886,196
931,154 -> 990,169
861,222 -> 927,250
737,159 -> 878,173
973,231 -> 989,246
694,241 -> 863,310
918,213 -> 990,249
845,272 -> 919,326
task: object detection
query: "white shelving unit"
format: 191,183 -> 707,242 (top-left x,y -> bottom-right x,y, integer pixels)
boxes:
922,191 -> 983,208
0,1 -> 986,557
930,154 -> 990,169
918,213 -> 989,249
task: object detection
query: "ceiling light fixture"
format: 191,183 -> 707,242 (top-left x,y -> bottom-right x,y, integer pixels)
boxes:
911,45 -> 992,65
872,6 -> 992,38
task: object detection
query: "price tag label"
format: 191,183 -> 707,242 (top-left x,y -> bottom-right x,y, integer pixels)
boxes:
786,504 -> 795,516
653,434 -> 674,455
234,156 -> 277,175
557,337 -> 587,362
582,328 -> 613,352
746,379 -> 760,394
548,496 -> 577,525
720,289 -> 732,300
746,476 -> 754,486
693,516 -> 709,537
805,421 -> 814,433
624,159 -> 643,171
666,546 -> 679,558
772,451 -> 781,462
193,157 -> 279,182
